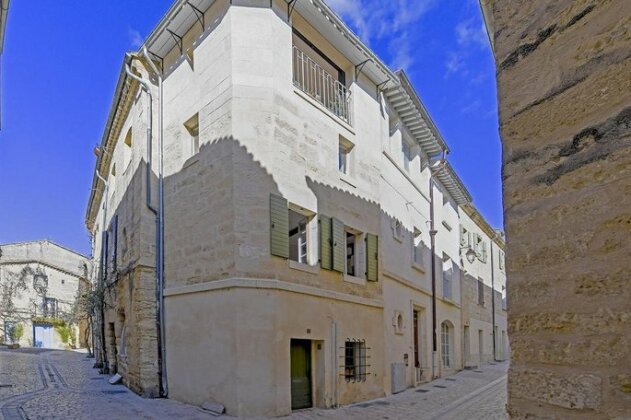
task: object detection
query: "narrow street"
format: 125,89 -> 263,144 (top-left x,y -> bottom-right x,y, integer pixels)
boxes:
0,348 -> 507,419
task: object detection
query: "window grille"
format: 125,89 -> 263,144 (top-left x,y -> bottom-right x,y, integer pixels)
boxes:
342,339 -> 369,382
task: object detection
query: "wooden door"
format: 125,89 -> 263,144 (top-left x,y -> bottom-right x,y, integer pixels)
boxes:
290,339 -> 312,410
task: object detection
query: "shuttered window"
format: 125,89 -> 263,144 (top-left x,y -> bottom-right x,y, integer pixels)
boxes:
332,218 -> 345,272
270,194 -> 289,258
319,215 -> 332,269
365,233 -> 378,281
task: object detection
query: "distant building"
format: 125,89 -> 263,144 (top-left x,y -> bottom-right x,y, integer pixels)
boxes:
0,240 -> 89,349
86,0 -> 507,416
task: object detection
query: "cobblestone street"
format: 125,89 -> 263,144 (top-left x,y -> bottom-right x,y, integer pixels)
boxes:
0,348 -> 507,419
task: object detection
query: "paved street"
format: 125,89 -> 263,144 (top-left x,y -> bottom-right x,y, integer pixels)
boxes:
0,348 -> 507,419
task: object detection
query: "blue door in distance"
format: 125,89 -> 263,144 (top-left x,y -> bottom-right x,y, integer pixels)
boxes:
33,324 -> 54,348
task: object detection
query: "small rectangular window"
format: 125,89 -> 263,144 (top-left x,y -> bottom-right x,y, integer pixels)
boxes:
402,141 -> 411,171
44,297 -> 58,318
392,219 -> 404,242
344,340 -> 367,382
499,250 -> 505,270
184,113 -> 200,157
478,279 -> 485,306
123,128 -> 132,169
413,228 -> 423,266
442,254 -> 452,300
338,136 -> 354,175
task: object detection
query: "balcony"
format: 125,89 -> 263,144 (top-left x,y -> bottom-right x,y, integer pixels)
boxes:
292,46 -> 352,125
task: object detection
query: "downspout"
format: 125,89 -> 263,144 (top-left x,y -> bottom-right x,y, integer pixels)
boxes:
141,47 -> 168,398
428,152 -> 446,379
94,169 -> 108,370
490,234 -> 497,361
124,52 -> 166,397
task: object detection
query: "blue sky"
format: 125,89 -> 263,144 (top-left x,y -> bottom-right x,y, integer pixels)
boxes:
0,0 -> 501,256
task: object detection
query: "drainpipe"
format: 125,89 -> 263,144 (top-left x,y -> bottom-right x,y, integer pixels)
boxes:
490,234 -> 497,362
94,169 -> 108,370
428,153 -> 446,379
134,47 -> 167,398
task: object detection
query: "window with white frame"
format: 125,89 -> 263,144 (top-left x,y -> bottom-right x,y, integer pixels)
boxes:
412,228 -> 423,266
442,254 -> 453,300
345,228 -> 364,278
184,113 -> 200,157
402,140 -> 412,171
339,136 -> 354,175
499,250 -> 505,270
289,209 -> 310,264
441,321 -> 452,368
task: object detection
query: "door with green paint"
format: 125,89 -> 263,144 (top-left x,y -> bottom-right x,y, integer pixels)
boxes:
290,339 -> 312,410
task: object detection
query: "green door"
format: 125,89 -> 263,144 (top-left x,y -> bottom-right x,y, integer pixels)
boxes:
290,339 -> 312,410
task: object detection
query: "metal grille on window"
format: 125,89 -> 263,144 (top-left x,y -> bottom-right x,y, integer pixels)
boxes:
342,339 -> 369,382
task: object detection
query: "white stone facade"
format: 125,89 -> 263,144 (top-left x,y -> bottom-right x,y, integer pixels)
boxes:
0,240 -> 89,349
85,0 -> 508,416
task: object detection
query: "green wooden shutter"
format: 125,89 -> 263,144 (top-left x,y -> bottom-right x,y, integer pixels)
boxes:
366,233 -> 378,281
332,218 -> 345,273
319,215 -> 333,270
270,193 -> 289,258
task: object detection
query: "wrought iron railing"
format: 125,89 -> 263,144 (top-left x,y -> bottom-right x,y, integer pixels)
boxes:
292,46 -> 352,125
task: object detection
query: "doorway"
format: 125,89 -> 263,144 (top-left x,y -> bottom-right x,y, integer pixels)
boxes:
464,326 -> 470,366
478,329 -> 484,366
290,339 -> 312,410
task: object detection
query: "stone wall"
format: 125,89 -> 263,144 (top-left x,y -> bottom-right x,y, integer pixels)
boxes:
485,0 -> 631,418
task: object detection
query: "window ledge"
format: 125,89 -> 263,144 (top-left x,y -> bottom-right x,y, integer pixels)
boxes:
183,156 -> 199,169
289,260 -> 319,274
343,274 -> 366,286
340,174 -> 356,188
294,88 -> 355,134
412,263 -> 425,273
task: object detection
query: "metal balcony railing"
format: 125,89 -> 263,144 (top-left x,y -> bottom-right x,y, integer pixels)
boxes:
292,46 -> 352,125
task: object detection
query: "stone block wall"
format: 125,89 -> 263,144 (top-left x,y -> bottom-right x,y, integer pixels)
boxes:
485,0 -> 631,417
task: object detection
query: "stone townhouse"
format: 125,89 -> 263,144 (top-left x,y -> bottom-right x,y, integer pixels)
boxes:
0,240 -> 89,349
85,0 -> 507,416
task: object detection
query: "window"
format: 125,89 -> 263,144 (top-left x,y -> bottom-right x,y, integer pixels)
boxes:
123,128 -> 132,169
499,250 -> 505,270
109,164 -> 116,199
43,297 -> 57,318
344,339 -> 367,382
184,113 -> 200,157
402,141 -> 412,171
338,136 -> 354,175
346,232 -> 356,276
442,254 -> 453,300
33,274 -> 48,293
392,219 -> 404,242
478,279 -> 485,306
412,228 -> 423,266
441,322 -> 452,368
474,234 -> 487,263
289,209 -> 310,264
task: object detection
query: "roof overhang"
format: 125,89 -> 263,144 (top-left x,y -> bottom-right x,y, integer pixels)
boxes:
434,161 -> 472,206
141,0 -> 215,60
461,203 -> 505,249
291,0 -> 398,87
385,70 -> 449,156
0,0 -> 8,55
85,59 -> 139,230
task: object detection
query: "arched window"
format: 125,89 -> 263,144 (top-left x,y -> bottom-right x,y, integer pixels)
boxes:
441,321 -> 454,368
